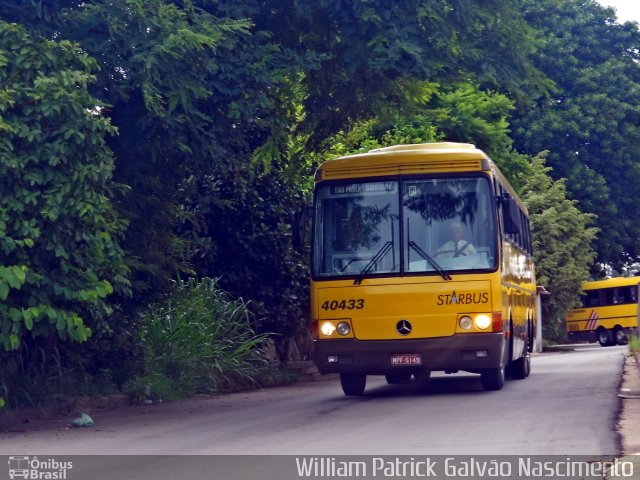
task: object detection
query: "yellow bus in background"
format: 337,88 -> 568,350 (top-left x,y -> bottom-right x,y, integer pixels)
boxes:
310,143 -> 536,395
566,277 -> 639,346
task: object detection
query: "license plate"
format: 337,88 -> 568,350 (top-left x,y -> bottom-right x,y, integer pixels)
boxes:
391,354 -> 422,366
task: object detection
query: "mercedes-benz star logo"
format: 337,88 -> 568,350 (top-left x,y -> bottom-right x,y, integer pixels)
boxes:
396,319 -> 412,335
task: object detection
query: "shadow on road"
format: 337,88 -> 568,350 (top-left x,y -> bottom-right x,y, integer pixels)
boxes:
325,373 -> 487,403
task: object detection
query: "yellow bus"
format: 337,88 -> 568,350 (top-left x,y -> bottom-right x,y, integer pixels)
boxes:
566,277 -> 639,347
311,143 -> 537,395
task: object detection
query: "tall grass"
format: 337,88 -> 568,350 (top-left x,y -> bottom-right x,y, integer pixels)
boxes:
0,344 -> 117,410
126,278 -> 275,401
629,335 -> 640,355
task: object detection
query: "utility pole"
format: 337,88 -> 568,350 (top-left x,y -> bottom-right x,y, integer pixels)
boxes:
536,285 -> 550,353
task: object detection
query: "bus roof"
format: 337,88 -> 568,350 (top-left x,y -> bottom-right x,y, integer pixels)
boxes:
315,142 -> 528,215
582,276 -> 640,290
316,142 -> 491,181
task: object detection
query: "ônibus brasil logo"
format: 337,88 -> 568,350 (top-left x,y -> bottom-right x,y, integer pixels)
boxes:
8,456 -> 73,480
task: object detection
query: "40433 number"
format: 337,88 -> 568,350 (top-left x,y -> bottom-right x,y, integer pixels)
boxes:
321,299 -> 365,311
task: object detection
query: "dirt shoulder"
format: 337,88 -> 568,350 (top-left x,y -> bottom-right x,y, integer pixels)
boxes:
618,352 -> 640,456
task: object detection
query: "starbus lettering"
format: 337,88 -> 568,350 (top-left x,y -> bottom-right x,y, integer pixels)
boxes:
437,291 -> 489,306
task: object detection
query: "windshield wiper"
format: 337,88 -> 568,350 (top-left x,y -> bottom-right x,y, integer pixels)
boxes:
408,241 -> 452,281
353,241 -> 393,285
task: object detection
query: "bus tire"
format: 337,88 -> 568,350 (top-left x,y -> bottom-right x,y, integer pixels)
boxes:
340,373 -> 366,396
614,327 -> 628,345
597,328 -> 612,347
480,365 -> 505,391
385,371 -> 412,385
510,353 -> 530,380
527,318 -> 535,353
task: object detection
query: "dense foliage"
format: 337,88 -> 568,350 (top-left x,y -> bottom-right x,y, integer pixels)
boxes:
513,0 -> 640,269
1,0 -> 635,404
0,22 -> 128,352
521,155 -> 598,340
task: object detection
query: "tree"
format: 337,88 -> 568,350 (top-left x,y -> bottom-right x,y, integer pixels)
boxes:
0,22 -> 128,351
0,0 -> 551,350
320,82 -> 531,188
277,0 -> 550,144
187,171 -> 310,348
513,0 -> 640,267
0,0 -> 301,304
521,154 -> 598,341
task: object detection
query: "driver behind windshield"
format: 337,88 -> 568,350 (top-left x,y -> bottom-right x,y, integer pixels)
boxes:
436,222 -> 477,259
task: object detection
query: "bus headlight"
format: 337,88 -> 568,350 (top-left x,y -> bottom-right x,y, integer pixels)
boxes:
336,321 -> 351,336
321,322 -> 336,336
459,316 -> 473,330
474,314 -> 492,330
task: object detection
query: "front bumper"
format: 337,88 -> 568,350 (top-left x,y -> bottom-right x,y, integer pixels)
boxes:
313,333 -> 505,375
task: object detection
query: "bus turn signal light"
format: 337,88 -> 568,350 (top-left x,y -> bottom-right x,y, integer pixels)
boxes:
492,312 -> 503,332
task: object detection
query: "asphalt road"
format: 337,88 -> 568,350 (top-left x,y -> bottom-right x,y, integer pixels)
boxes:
0,345 -> 626,456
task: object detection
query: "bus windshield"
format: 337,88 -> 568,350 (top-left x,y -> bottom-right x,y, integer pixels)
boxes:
313,181 -> 400,277
313,176 -> 496,277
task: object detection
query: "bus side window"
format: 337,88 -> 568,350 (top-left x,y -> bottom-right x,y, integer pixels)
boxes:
621,286 -> 636,304
605,288 -> 618,305
519,210 -> 527,251
585,290 -> 601,307
498,184 -> 507,239
523,214 -> 533,255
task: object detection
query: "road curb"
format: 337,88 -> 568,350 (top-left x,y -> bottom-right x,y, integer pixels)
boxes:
287,360 -> 338,382
0,364 -> 334,432
0,393 -> 131,432
618,352 -> 640,456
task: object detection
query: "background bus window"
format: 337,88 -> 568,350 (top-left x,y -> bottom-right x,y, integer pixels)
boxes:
581,286 -> 638,307
582,290 -> 602,307
605,288 -> 618,305
617,286 -> 637,304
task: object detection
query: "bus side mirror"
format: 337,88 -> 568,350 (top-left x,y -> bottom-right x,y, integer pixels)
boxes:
293,206 -> 310,249
504,198 -> 521,235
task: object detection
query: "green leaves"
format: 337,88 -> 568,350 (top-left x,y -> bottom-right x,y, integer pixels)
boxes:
0,266 -> 27,300
0,21 -> 128,351
513,0 -> 640,267
521,154 -> 598,341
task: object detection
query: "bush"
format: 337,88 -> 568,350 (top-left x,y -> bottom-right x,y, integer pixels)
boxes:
125,278 -> 276,402
188,168 -> 310,357
629,335 -> 640,356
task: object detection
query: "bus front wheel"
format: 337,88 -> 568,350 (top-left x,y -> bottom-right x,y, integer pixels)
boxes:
340,373 -> 366,396
480,366 -> 505,391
